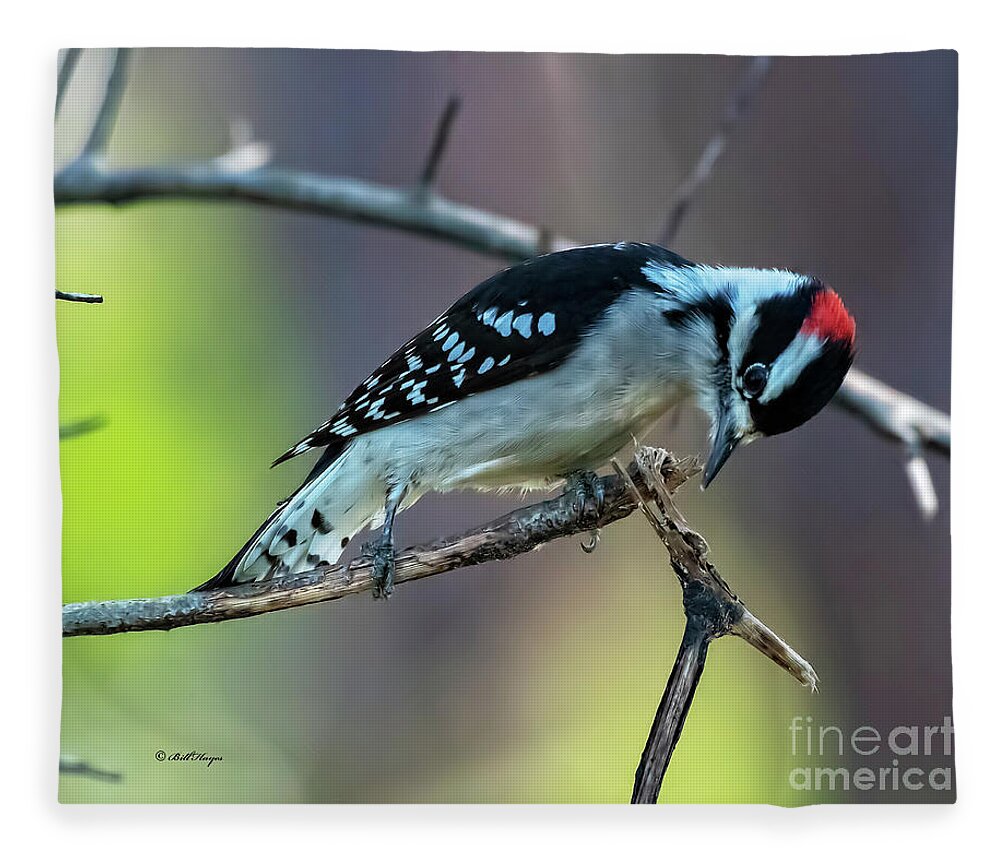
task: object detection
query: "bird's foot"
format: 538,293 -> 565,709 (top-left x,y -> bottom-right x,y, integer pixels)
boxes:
563,470 -> 606,524
363,535 -> 396,600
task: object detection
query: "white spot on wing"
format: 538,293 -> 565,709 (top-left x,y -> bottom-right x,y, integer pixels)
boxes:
512,313 -> 533,338
538,312 -> 556,336
494,311 -> 513,337
443,332 -> 459,351
478,357 -> 495,374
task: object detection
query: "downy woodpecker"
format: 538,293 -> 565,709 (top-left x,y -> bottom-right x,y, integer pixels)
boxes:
196,243 -> 856,597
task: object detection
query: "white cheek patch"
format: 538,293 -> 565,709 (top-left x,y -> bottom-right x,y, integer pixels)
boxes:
759,331 -> 825,404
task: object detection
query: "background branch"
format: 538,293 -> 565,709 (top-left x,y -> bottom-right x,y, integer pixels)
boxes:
418,95 -> 462,190
59,414 -> 106,440
59,755 -> 121,783
660,56 -> 772,246
80,48 -> 130,160
56,48 -> 81,116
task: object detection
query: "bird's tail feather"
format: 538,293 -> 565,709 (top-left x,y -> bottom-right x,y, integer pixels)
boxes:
192,442 -> 383,591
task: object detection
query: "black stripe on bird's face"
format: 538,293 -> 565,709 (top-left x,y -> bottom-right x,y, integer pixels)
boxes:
748,338 -> 854,437
738,279 -> 824,376
661,290 -> 736,375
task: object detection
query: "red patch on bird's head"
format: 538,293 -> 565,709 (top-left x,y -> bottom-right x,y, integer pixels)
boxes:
801,288 -> 856,346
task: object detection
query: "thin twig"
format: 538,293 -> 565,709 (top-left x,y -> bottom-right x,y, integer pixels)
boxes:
904,443 -> 939,522
80,48 -> 131,159
59,755 -> 122,783
214,118 -> 273,173
419,95 -> 461,189
62,454 -> 696,637
660,56 -> 772,245
55,289 -> 103,304
56,48 -> 82,116
59,415 -> 107,440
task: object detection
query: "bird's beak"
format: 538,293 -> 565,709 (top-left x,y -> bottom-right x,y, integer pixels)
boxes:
702,422 -> 742,489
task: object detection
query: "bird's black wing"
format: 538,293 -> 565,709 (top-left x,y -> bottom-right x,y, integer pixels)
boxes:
274,243 -> 691,466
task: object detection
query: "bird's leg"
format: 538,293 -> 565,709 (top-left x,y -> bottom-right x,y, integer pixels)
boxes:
563,471 -> 605,553
364,483 -> 407,600
563,470 -> 606,524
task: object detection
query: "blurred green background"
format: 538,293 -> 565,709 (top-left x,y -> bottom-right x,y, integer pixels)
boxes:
56,49 -> 954,803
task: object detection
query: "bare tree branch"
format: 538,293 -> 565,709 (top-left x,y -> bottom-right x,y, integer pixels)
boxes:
616,448 -> 816,804
56,48 -> 82,116
63,448 -> 818,709
55,160 -> 575,260
631,592 -> 713,803
660,56 -> 772,246
62,453 -> 693,637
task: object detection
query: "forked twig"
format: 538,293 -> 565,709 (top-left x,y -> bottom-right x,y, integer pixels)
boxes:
613,448 -> 816,803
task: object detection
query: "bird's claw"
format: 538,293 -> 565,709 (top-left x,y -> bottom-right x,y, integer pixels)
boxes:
363,537 -> 396,600
580,528 -> 601,554
564,470 -> 606,524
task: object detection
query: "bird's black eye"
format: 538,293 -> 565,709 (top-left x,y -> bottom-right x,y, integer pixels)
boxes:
741,363 -> 769,399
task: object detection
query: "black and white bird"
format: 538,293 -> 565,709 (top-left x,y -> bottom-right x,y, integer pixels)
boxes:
196,242 -> 856,597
